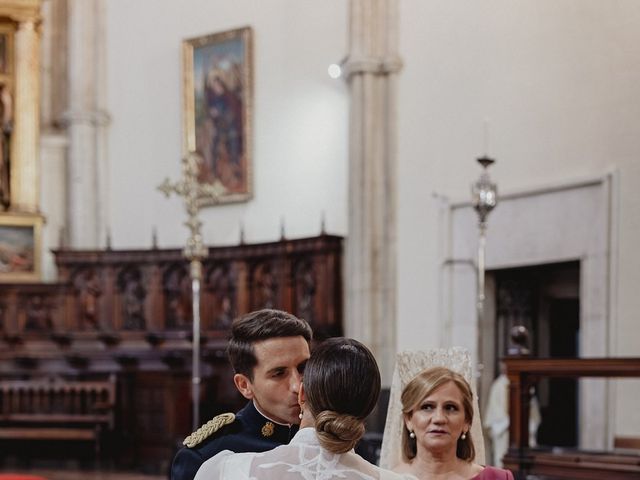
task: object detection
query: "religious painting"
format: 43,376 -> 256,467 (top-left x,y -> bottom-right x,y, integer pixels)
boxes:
182,26 -> 253,205
0,213 -> 42,282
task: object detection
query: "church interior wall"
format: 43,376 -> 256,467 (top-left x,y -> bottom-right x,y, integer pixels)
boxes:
27,0 -> 640,455
448,177 -> 612,449
395,0 -> 640,444
104,0 -> 349,250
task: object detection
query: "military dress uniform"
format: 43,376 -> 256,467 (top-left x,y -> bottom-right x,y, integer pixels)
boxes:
170,401 -> 298,480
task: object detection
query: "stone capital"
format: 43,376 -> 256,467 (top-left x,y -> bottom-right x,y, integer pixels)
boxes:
60,109 -> 112,128
0,0 -> 42,25
343,54 -> 403,79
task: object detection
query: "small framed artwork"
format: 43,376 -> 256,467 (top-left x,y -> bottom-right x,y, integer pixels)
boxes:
0,213 -> 42,282
182,26 -> 253,205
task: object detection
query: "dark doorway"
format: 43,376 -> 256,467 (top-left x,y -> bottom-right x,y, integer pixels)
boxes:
537,298 -> 579,446
492,261 -> 580,448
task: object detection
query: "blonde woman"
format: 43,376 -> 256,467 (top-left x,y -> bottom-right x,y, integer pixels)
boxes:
397,367 -> 513,480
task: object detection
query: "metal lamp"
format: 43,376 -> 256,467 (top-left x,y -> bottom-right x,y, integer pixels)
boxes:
471,156 -> 498,365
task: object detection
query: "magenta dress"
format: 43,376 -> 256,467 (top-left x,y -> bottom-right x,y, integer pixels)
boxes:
471,466 -> 515,479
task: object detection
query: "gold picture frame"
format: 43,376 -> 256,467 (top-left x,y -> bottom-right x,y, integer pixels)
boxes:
0,212 -> 42,282
182,26 -> 253,205
0,23 -> 15,80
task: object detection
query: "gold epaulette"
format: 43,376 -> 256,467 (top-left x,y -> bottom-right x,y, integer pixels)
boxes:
183,412 -> 236,448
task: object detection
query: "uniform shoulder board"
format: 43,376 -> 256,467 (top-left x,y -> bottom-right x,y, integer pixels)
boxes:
183,412 -> 236,448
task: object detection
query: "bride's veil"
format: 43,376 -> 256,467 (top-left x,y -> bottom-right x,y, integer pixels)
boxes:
379,347 -> 486,469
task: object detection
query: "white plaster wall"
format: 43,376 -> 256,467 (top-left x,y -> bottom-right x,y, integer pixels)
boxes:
39,133 -> 68,281
105,0 -> 348,249
449,178 -> 612,450
396,0 -> 640,441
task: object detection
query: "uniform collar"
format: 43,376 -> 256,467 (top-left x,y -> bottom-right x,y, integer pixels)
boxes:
239,401 -> 298,444
252,400 -> 293,427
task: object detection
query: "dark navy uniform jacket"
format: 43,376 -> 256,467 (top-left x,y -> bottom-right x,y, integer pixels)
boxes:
170,401 -> 298,480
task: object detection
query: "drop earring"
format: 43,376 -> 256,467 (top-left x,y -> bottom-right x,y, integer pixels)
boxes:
409,430 -> 416,439
461,432 -> 467,440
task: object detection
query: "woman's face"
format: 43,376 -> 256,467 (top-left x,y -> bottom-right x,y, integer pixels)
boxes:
405,380 -> 470,455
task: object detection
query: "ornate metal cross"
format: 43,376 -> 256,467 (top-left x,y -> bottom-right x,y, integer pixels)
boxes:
158,152 -> 221,430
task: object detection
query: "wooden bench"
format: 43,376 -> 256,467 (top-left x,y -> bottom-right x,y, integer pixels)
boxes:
0,375 -> 116,458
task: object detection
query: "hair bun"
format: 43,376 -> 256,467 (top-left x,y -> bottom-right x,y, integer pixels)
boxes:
314,410 -> 365,454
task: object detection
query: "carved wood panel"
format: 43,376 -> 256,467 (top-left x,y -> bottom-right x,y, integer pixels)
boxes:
0,234 -> 343,469
24,234 -> 343,339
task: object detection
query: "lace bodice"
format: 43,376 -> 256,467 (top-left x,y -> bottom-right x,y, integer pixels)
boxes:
194,427 -> 412,480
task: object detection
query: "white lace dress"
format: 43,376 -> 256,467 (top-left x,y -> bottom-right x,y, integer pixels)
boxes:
194,427 -> 412,480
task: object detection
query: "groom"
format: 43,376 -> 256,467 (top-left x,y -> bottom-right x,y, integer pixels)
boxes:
170,308 -> 312,480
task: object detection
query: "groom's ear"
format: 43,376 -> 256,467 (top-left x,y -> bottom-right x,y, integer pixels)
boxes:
234,373 -> 254,400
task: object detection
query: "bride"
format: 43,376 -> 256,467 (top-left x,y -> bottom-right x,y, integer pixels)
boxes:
194,337 -> 412,480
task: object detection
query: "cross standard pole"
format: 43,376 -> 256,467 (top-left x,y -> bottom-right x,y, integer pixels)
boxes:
159,152 -> 220,430
189,259 -> 202,430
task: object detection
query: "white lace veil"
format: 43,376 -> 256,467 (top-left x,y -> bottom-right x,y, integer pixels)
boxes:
379,347 -> 485,469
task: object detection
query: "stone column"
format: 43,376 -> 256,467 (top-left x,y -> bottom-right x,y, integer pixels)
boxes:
65,0 -> 109,248
40,0 -> 69,281
40,0 -> 69,129
10,16 -> 41,212
344,0 -> 402,385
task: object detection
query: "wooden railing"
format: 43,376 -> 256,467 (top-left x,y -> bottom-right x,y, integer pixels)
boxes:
503,357 -> 640,479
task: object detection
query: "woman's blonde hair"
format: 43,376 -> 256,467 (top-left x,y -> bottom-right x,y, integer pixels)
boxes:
400,366 -> 475,462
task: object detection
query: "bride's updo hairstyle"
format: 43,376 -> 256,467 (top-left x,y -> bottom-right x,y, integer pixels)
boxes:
304,337 -> 381,454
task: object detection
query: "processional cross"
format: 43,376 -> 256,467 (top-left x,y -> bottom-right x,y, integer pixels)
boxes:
158,152 -> 224,430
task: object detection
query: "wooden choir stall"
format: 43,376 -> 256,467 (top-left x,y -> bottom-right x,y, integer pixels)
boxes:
0,234 -> 343,472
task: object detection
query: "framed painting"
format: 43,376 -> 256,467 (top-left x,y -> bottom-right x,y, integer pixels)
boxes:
0,213 -> 42,282
182,26 -> 253,205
